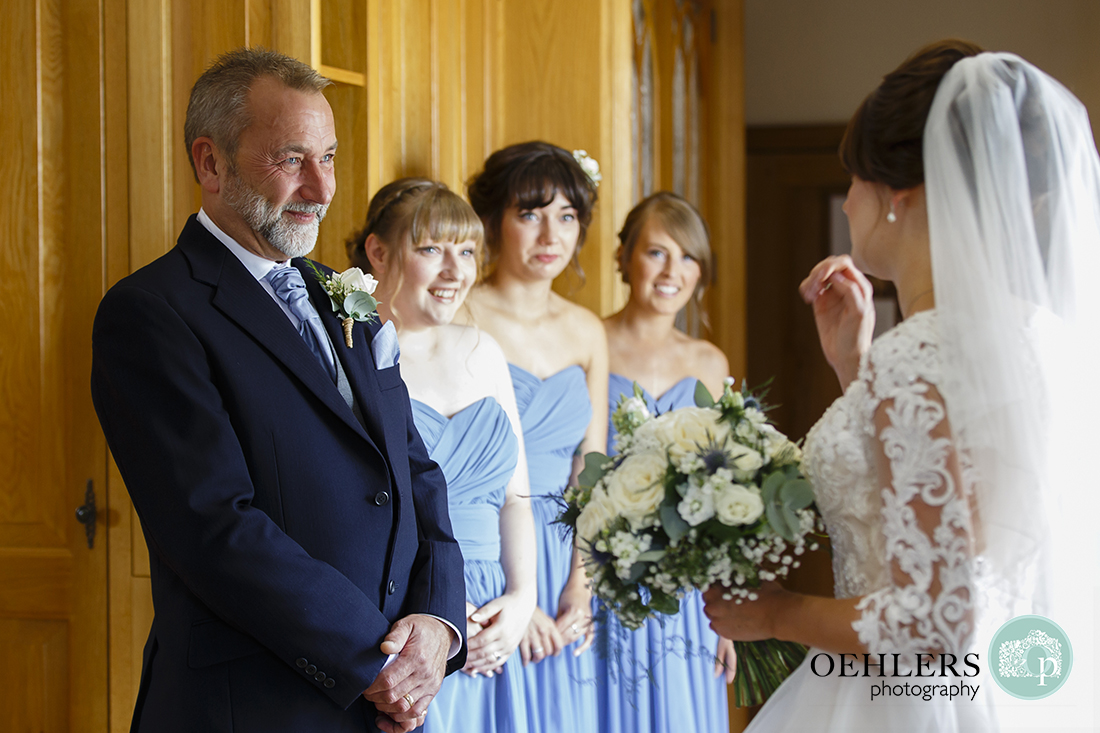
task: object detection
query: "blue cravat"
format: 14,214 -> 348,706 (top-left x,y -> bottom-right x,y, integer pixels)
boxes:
265,266 -> 337,382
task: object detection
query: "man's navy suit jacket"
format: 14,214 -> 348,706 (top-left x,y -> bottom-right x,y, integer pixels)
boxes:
91,215 -> 466,732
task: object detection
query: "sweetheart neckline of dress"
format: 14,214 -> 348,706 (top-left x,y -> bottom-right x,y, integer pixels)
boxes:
508,362 -> 586,383
608,373 -> 696,403
410,395 -> 495,422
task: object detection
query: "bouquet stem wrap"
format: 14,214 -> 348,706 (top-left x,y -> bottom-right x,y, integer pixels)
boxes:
732,639 -> 808,708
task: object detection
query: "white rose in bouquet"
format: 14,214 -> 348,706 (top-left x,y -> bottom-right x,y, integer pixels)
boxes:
604,452 -> 668,529
759,423 -> 801,462
576,487 -> 618,544
649,407 -> 732,463
714,483 -> 765,526
727,442 -> 765,481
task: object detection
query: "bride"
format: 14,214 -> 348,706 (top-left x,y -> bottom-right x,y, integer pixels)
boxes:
703,40 -> 1098,731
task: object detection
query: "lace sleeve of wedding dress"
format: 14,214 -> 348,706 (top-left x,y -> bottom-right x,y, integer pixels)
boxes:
851,324 -> 978,659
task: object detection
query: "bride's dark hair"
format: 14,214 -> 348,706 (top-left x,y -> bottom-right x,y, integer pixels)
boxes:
840,38 -> 984,190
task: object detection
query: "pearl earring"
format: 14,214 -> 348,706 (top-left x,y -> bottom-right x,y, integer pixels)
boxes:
887,202 -> 898,223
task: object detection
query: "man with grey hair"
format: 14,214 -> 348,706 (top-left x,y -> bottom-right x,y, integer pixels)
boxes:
92,47 -> 466,733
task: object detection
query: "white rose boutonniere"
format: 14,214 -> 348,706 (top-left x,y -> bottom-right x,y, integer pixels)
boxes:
306,262 -> 380,348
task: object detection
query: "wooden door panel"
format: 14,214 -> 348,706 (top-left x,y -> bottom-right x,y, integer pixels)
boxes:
0,550 -> 71,617
0,0 -> 108,731
0,618 -> 69,733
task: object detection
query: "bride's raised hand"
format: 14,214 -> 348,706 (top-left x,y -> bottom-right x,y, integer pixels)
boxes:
799,255 -> 875,391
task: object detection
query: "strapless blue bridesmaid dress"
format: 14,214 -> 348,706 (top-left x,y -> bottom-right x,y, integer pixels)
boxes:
412,397 -> 528,733
508,364 -> 598,733
596,374 -> 730,733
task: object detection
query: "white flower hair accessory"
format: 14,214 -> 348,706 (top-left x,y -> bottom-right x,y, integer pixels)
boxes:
572,149 -> 602,187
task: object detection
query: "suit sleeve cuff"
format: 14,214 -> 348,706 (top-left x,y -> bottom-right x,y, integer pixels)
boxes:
379,614 -> 462,671
424,614 -> 462,659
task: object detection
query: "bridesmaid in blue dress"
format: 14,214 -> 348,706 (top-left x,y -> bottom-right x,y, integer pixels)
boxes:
348,178 -> 537,733
599,192 -> 734,733
460,142 -> 608,733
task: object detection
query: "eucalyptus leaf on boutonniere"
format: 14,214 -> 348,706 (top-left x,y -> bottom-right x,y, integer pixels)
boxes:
305,262 -> 379,348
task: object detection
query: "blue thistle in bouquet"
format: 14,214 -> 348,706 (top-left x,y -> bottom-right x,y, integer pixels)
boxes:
558,380 -> 825,707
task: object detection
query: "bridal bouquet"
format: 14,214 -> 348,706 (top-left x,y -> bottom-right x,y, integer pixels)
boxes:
559,381 -> 823,706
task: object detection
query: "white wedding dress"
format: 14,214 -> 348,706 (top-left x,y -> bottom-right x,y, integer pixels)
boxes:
746,310 -> 997,732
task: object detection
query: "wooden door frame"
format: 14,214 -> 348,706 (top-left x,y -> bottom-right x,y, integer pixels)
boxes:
745,124 -> 850,444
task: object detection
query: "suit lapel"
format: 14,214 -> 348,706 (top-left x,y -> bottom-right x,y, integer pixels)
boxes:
296,259 -> 393,458
177,217 -> 374,444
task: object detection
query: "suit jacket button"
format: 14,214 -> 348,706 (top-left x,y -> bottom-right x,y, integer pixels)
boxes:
314,671 -> 326,682
305,664 -> 317,675
295,658 -> 308,669
387,580 -> 397,595
373,491 -> 390,506
324,678 -> 336,689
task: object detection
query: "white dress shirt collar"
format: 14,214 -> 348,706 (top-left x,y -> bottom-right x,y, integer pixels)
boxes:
197,208 -> 292,280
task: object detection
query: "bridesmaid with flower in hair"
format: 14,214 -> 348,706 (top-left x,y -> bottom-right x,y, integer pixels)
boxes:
460,141 -> 608,733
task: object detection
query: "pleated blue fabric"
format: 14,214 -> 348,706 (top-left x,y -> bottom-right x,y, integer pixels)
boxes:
413,397 -> 527,733
596,374 -> 730,733
509,364 -> 598,733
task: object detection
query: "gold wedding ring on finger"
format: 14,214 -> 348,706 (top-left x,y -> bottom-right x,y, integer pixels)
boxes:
403,693 -> 415,708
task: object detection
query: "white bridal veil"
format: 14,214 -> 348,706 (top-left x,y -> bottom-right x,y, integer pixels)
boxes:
924,52 -> 1099,727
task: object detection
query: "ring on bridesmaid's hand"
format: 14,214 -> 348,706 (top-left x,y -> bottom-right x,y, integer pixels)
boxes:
570,624 -> 580,634
533,647 -> 544,654
403,693 -> 415,708
493,652 -> 501,661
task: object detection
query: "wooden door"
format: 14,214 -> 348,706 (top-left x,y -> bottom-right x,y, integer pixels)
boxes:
0,0 -> 109,731
745,125 -> 899,444
746,125 -> 852,442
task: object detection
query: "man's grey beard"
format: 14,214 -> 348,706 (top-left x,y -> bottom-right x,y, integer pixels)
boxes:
223,168 -> 328,259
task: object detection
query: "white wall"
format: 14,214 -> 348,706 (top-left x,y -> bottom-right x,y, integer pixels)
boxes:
745,0 -> 1100,141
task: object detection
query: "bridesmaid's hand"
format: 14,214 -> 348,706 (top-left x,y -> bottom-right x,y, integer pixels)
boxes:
555,577 -> 595,656
799,255 -> 875,391
702,582 -> 792,643
460,602 -> 487,677
464,601 -> 484,638
520,606 -> 565,665
714,637 -> 737,684
464,592 -> 537,676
